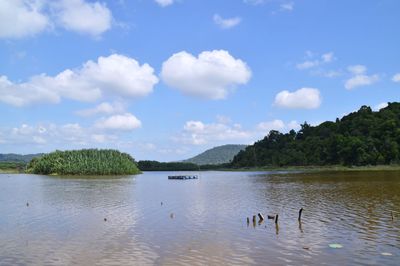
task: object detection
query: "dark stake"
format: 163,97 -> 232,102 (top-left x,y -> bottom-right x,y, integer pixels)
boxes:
252,215 -> 256,223
298,221 -> 303,233
267,215 -> 275,220
161,202 -> 163,206
26,202 -> 29,207
298,208 -> 303,222
258,213 -> 264,221
391,211 -> 394,221
247,217 -> 250,225
275,214 -> 279,224
104,218 -> 107,222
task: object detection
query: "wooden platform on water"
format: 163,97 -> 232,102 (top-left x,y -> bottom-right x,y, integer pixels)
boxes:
168,175 -> 198,180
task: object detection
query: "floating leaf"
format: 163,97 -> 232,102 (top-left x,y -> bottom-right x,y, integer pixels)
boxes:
329,244 -> 343,249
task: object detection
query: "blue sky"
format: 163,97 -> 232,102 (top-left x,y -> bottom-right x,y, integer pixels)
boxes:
0,0 -> 399,161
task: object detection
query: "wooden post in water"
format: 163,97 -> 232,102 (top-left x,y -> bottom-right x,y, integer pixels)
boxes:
275,214 -> 279,224
298,208 -> 303,222
247,217 -> 250,225
258,213 -> 264,222
391,211 -> 394,221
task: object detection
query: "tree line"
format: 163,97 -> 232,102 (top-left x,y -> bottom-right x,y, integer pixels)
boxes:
231,103 -> 400,168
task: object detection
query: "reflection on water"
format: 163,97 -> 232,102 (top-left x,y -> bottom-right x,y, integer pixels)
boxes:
0,171 -> 399,265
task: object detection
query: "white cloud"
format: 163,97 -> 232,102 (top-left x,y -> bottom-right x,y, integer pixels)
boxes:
155,0 -> 174,7
287,120 -> 301,130
280,2 -> 294,11
76,102 -> 125,117
95,113 -> 142,131
213,14 -> 242,29
373,102 -> 388,111
274,88 -> 322,109
53,0 -> 112,36
392,73 -> 400,82
0,0 -> 113,39
243,0 -> 264,5
1,122 -> 123,148
179,120 -> 251,145
296,51 -> 335,70
347,65 -> 367,75
161,50 -> 251,100
257,119 -> 301,135
0,0 -> 49,39
321,52 -> 334,63
345,65 -> 379,90
257,120 -> 285,132
0,54 -> 158,106
296,60 -> 319,70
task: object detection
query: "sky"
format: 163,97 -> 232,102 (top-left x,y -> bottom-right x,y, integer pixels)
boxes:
0,0 -> 399,161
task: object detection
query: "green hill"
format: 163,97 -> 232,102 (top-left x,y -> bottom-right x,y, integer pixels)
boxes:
231,102 -> 400,168
0,153 -> 43,163
27,149 -> 140,175
184,144 -> 247,165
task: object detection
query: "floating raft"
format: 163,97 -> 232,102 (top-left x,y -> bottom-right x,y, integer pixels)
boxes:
168,175 -> 198,180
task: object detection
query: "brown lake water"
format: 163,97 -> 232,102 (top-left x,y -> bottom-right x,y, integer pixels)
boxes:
0,171 -> 399,265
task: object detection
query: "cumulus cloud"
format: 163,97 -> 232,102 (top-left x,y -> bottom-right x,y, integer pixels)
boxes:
179,120 -> 251,145
213,14 -> 242,29
1,122 -> 124,149
257,120 -> 285,132
53,0 -> 112,36
345,65 -> 379,90
95,113 -> 142,131
0,54 -> 158,106
274,88 -> 322,109
155,0 -> 174,7
0,0 -> 49,38
0,0 -> 113,39
392,73 -> 400,82
76,102 -> 125,117
177,118 -> 303,146
161,50 -> 251,100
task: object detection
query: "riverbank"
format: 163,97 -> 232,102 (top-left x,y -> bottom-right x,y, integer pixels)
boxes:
222,165 -> 400,173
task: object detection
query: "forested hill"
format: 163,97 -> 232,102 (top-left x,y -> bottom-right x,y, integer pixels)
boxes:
0,153 -> 43,163
184,144 -> 247,165
231,103 -> 400,168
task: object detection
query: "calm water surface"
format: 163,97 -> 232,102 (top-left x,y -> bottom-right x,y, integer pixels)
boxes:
0,171 -> 399,265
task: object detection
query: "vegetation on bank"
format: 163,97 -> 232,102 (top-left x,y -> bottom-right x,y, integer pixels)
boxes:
183,144 -> 247,165
231,103 -> 400,168
27,149 -> 140,175
137,160 -> 230,171
0,162 -> 26,173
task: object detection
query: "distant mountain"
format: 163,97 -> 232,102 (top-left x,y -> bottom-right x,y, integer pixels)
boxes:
0,153 -> 43,163
183,144 -> 247,165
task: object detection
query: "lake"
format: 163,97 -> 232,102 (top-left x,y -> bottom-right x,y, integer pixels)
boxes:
0,171 -> 399,265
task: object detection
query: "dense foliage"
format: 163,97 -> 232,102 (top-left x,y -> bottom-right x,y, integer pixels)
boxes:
27,149 -> 140,175
231,103 -> 400,167
138,160 -> 199,171
0,162 -> 26,172
183,144 -> 247,165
